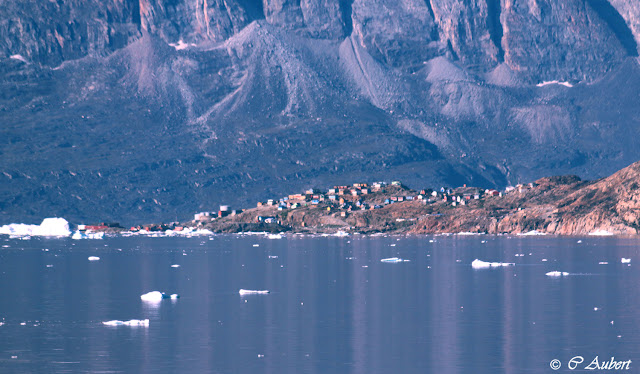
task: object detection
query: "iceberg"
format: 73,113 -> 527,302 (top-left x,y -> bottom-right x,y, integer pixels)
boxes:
239,289 -> 270,295
0,218 -> 71,237
380,257 -> 410,263
102,319 -> 149,327
518,230 -> 547,236
88,256 -> 100,261
546,271 -> 569,277
621,258 -> 631,264
171,264 -> 180,268
267,234 -> 283,239
589,230 -> 614,236
140,291 -> 179,302
72,231 -> 104,240
471,259 -> 515,269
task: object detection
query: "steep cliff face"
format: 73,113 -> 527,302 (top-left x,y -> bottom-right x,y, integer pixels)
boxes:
1,0 -> 640,223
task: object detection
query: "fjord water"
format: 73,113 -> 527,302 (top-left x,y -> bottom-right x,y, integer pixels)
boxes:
1,235 -> 639,373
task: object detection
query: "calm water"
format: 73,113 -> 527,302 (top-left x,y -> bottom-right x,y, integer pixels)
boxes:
0,234 -> 639,373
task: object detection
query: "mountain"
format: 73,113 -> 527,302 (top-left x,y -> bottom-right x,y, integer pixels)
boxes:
1,0 -> 640,225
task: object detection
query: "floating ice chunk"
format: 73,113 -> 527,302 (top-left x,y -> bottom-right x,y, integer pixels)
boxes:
541,259 -> 548,262
333,231 -> 349,237
471,259 -> 514,269
589,230 -> 614,236
546,271 -> 569,277
88,256 -> 100,261
268,255 -> 278,259
267,234 -> 283,239
140,291 -> 165,302
536,80 -> 573,88
72,231 -> 104,240
621,258 -> 631,264
170,294 -> 179,299
518,230 -> 547,236
0,218 -> 71,237
46,264 -> 53,268
390,244 -> 396,247
171,264 -> 180,268
252,244 -> 260,247
380,257 -> 410,263
102,319 -> 149,327
599,262 -> 609,265
239,289 -> 270,295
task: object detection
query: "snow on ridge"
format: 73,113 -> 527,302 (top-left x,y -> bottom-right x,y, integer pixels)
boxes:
168,39 -> 196,50
10,54 -> 28,63
536,80 -> 573,88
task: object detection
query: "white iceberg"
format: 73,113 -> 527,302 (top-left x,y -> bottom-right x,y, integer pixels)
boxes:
380,257 -> 410,263
589,230 -> 614,236
333,231 -> 349,237
140,291 -> 178,302
102,319 -> 149,327
0,218 -> 71,237
239,289 -> 270,295
88,256 -> 100,261
171,264 -> 180,268
140,291 -> 164,302
267,234 -> 283,239
72,231 -> 104,240
471,259 -> 515,269
621,258 -> 631,264
518,230 -> 547,236
546,271 -> 569,277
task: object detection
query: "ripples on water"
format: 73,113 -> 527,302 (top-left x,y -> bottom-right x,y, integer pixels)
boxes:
0,235 -> 638,373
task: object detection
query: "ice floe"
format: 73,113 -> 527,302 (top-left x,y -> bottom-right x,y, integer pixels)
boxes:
0,218 -> 71,237
471,259 -> 515,269
333,231 -> 349,237
72,231 -> 104,240
239,289 -> 270,295
536,80 -> 573,88
380,257 -> 410,263
88,256 -> 100,261
518,230 -> 547,236
599,261 -> 609,265
267,234 -> 283,239
171,264 -> 180,268
546,271 -> 569,277
102,319 -> 149,327
621,258 -> 631,264
140,291 -> 178,302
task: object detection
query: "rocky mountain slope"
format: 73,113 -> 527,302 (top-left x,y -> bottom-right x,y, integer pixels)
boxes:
1,0 -> 640,224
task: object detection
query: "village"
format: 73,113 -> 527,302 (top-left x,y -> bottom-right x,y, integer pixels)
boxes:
74,179 -> 544,235
183,180 -> 541,234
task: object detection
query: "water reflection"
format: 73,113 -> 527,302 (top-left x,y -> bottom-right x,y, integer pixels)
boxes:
0,235 -> 639,373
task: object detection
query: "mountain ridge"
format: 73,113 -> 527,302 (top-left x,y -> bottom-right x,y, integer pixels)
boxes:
1,0 -> 640,224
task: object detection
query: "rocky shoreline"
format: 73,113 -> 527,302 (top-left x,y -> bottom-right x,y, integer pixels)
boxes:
166,161 -> 640,236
